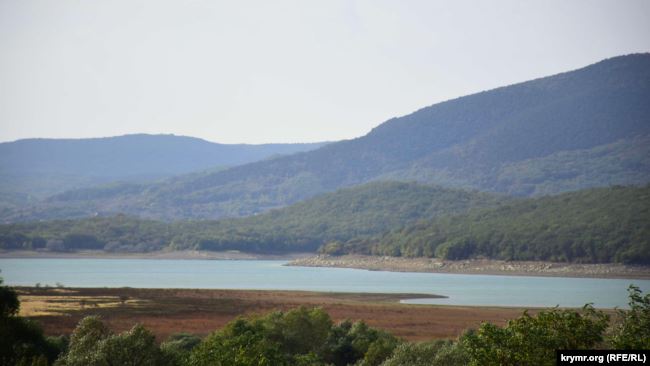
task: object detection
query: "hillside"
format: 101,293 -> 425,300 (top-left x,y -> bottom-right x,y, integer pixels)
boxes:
334,185 -> 650,264
0,134 -> 326,201
4,54 -> 650,221
0,182 -> 504,253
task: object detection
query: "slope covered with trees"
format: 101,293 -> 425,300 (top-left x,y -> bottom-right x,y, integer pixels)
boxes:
0,182 -> 504,253
3,54 -> 650,222
336,185 -> 650,264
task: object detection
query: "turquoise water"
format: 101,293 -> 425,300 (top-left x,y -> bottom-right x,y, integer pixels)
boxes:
0,258 -> 648,308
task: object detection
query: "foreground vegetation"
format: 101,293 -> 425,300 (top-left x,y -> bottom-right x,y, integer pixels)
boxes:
2,275 -> 650,365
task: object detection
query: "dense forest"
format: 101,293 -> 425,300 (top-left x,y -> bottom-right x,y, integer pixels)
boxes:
333,185 -> 650,264
2,184 -> 649,264
2,277 -> 649,365
3,54 -> 650,222
0,182 -> 504,253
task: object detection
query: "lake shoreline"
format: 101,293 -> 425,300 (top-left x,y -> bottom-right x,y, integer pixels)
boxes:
286,254 -> 650,280
0,249 -> 310,261
3,249 -> 649,280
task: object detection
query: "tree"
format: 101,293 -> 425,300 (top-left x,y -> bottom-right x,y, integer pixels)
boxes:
380,340 -> 468,366
96,324 -> 164,366
0,275 -> 61,366
188,318 -> 288,366
0,275 -> 19,318
323,320 -> 399,366
610,285 -> 650,349
56,317 -> 170,366
55,316 -> 111,366
160,333 -> 202,366
462,305 -> 609,366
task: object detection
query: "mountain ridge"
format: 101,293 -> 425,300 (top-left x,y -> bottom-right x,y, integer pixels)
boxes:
0,134 -> 327,201
4,54 -> 650,222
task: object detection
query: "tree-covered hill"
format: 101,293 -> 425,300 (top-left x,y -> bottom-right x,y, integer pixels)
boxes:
0,182 -> 505,253
335,185 -> 650,264
4,54 -> 650,222
0,134 -> 326,201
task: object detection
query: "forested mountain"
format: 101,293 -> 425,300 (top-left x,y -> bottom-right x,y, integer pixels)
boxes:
335,185 -> 650,264
0,134 -> 326,201
4,54 -> 650,222
2,184 -> 648,264
0,182 -> 505,253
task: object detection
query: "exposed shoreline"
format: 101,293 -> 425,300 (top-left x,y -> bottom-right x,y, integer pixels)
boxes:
286,255 -> 650,280
3,250 -> 649,280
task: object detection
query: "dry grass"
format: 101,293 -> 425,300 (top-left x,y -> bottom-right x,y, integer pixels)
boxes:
18,287 -> 531,342
19,295 -> 149,316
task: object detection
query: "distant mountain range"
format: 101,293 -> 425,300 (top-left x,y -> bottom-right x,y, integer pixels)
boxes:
2,54 -> 649,222
0,134 -> 326,202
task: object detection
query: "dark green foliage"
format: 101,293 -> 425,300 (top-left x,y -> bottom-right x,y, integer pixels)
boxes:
3,184 -> 648,263
462,305 -> 609,366
94,324 -> 165,366
188,307 -> 399,366
344,185 -> 650,264
0,182 -> 502,253
0,276 -> 19,318
55,317 -> 167,366
160,333 -> 202,366
0,276 -> 62,366
0,215 -> 170,252
161,333 -> 201,352
380,340 -> 468,366
4,54 -> 650,222
185,181 -> 502,253
610,285 -> 650,349
55,316 -> 111,366
322,320 -> 400,366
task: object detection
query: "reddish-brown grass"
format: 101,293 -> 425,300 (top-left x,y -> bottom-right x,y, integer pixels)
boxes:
18,287 -> 530,342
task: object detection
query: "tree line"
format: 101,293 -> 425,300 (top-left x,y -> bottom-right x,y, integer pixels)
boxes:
328,185 -> 650,264
1,184 -> 649,264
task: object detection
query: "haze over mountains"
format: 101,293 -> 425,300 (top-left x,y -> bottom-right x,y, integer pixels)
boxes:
0,134 -> 326,202
2,54 -> 649,222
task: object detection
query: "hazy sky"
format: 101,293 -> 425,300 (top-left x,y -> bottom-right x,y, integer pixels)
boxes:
1,1 -> 649,144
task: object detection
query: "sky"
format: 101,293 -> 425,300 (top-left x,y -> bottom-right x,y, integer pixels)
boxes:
1,1 -> 649,144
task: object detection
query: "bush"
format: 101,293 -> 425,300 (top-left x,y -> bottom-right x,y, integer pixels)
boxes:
610,285 -> 650,349
462,305 -> 609,366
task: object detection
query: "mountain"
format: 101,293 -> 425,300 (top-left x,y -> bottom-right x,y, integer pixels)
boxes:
4,54 -> 650,222
0,181 -> 505,253
0,134 -> 326,201
336,185 -> 650,264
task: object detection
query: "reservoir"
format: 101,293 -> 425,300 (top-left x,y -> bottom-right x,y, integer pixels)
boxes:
1,258 -> 648,308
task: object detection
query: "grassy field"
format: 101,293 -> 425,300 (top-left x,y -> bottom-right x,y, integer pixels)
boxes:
17,287 -> 532,342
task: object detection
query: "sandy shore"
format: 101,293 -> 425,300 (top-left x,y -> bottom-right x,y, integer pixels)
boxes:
287,255 -> 650,280
0,249 -> 311,260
